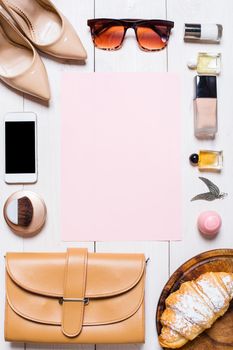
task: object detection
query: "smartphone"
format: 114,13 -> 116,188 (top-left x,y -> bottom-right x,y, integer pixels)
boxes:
4,112 -> 38,184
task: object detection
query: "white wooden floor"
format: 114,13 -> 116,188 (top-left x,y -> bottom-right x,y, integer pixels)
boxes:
0,1 -> 233,349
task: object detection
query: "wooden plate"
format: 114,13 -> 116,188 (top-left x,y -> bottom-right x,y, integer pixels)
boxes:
156,249 -> 233,350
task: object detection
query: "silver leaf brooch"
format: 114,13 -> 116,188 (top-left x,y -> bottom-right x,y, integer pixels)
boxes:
191,177 -> 228,202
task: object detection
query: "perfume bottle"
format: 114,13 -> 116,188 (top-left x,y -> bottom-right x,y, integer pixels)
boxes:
188,53 -> 221,75
194,75 -> 217,139
184,23 -> 223,43
189,150 -> 223,171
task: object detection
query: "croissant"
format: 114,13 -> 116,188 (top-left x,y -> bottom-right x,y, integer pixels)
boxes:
159,272 -> 233,349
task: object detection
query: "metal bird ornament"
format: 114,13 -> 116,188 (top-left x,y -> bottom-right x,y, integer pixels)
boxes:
191,177 -> 227,202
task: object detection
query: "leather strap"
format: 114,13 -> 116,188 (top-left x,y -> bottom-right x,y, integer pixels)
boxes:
62,248 -> 88,337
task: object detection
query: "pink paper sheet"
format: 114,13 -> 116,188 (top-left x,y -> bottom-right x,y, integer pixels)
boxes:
61,73 -> 181,241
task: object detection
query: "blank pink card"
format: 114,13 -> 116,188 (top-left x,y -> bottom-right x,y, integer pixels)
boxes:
61,73 -> 181,241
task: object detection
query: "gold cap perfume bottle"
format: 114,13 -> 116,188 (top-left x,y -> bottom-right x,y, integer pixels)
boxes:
188,53 -> 221,75
189,150 -> 223,171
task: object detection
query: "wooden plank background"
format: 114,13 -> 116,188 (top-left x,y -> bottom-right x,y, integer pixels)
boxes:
0,1 -> 232,349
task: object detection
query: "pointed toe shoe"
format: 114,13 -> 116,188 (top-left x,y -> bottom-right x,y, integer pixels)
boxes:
0,5 -> 50,101
1,0 -> 87,60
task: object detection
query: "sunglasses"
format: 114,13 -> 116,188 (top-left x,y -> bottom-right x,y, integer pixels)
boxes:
87,18 -> 174,51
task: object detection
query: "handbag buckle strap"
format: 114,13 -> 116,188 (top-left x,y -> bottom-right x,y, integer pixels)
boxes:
59,297 -> 89,305
62,248 -> 88,338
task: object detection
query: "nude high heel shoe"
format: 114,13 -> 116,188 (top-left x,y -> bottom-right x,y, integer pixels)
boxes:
1,0 -> 87,60
0,6 -> 50,101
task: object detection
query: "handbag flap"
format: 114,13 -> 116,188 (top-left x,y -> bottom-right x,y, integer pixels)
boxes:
6,251 -> 145,297
6,250 -> 146,329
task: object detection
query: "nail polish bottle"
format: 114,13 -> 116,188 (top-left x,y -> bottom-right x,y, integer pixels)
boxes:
194,75 -> 217,139
188,52 -> 221,75
184,24 -> 223,43
189,150 -> 223,171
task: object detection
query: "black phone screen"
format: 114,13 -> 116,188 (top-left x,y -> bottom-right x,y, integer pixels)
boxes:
5,121 -> 36,174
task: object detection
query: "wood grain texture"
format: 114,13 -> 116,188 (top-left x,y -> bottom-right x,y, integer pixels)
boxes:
0,1 -> 232,350
156,249 -> 233,350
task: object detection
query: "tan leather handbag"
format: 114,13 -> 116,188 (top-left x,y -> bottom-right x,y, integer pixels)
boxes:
5,248 -> 146,344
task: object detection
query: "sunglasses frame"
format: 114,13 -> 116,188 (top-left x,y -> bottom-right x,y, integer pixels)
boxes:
87,18 -> 174,51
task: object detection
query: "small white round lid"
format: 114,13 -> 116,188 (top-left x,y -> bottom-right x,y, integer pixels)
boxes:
187,58 -> 198,69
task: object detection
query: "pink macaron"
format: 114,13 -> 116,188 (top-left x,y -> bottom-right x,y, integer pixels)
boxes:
197,211 -> 222,238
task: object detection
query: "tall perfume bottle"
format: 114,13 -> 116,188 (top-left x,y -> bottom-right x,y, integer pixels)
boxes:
188,53 -> 221,75
189,150 -> 223,171
194,75 -> 217,139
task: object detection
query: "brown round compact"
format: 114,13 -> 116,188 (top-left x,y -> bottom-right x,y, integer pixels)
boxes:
3,190 -> 47,238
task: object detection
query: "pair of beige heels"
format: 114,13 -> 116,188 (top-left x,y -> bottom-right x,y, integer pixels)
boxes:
0,0 -> 87,101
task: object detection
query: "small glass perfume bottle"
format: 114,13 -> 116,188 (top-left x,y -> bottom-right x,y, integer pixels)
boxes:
184,23 -> 223,43
188,53 -> 221,75
194,75 -> 217,139
189,150 -> 223,171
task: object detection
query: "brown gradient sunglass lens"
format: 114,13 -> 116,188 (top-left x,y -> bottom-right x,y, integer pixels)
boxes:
91,23 -> 125,50
88,19 -> 174,51
136,25 -> 170,51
